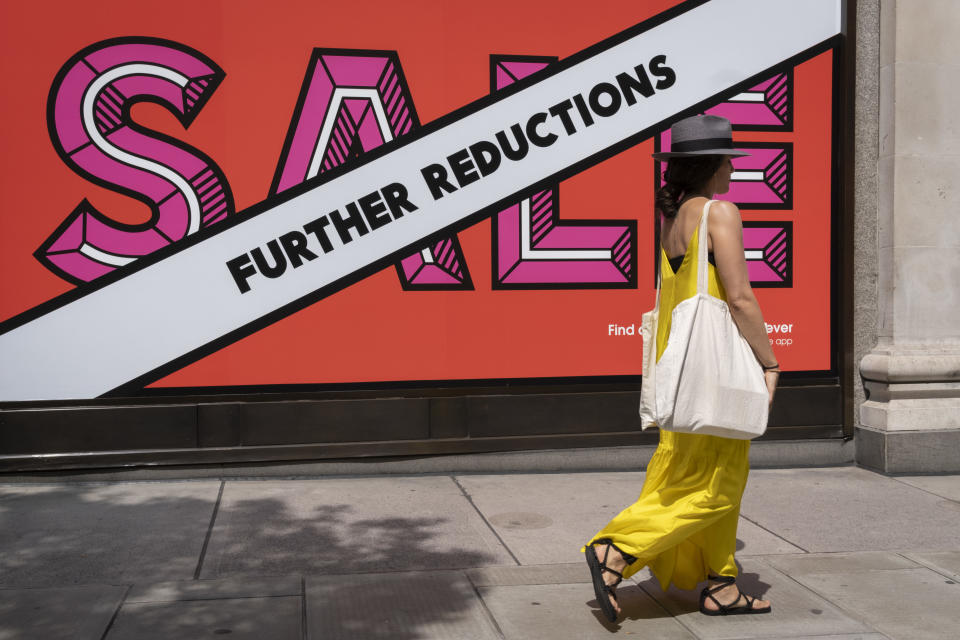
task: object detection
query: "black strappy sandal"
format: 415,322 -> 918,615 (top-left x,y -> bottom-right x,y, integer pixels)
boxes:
699,575 -> 772,616
585,539 -> 636,622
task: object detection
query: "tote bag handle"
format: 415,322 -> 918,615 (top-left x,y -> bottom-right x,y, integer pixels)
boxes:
654,198 -> 715,315
696,199 -> 715,295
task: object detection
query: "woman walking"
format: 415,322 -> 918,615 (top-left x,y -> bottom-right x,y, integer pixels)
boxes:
583,115 -> 780,622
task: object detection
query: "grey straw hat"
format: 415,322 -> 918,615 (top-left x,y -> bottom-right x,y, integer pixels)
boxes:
652,114 -> 750,160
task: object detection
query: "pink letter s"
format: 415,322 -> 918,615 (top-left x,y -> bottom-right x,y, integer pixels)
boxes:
39,37 -> 233,283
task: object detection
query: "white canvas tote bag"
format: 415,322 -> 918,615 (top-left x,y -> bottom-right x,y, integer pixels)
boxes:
639,200 -> 769,439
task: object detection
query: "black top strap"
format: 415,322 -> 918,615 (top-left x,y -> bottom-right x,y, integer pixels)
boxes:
668,251 -> 715,274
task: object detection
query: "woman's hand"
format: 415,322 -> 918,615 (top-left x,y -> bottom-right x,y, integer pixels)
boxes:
764,369 -> 780,406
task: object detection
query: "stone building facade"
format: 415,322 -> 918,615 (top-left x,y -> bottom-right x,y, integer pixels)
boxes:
855,0 -> 960,472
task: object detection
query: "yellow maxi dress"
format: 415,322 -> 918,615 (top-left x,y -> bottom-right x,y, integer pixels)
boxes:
583,215 -> 750,591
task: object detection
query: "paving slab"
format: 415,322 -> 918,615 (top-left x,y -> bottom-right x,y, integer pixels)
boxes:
0,584 -> 126,640
126,575 -> 301,603
200,477 -> 514,578
740,468 -> 960,552
735,517 -> 805,555
894,475 -> 960,502
763,551 -> 921,576
458,472 -> 804,566
306,570 -> 500,640
465,560 -> 662,589
792,567 -> 960,640
902,551 -> 960,580
456,472 -> 648,565
640,558 -> 873,639
467,562 -> 589,587
106,595 -> 301,640
0,482 -> 219,588
753,636 -> 889,640
479,582 -> 696,639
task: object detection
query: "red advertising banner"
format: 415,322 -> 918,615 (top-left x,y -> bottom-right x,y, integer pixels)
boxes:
0,0 -> 840,400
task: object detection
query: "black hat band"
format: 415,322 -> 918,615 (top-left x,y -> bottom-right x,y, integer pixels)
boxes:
669,137 -> 736,153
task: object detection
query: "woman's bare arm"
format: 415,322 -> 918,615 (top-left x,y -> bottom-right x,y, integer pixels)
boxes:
708,200 -> 778,373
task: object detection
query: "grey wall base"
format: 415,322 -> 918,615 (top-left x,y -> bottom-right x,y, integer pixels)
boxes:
0,438 -> 855,482
858,346 -> 960,473
854,425 -> 960,474
0,383 -> 842,473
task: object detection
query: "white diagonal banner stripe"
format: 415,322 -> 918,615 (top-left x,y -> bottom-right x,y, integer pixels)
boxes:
0,0 -> 840,401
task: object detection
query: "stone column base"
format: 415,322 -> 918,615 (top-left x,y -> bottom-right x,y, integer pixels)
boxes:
858,344 -> 960,473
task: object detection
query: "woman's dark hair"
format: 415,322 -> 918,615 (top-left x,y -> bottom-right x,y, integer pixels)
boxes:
654,155 -> 726,218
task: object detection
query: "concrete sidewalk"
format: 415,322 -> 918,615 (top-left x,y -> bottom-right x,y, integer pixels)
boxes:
1,466 -> 958,639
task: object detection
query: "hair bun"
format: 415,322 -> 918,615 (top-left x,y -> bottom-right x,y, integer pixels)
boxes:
653,155 -> 725,219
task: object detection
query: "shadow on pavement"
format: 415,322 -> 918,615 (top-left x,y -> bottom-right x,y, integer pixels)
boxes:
0,483 -> 218,589
204,496 -> 498,575
0,482 -> 500,640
